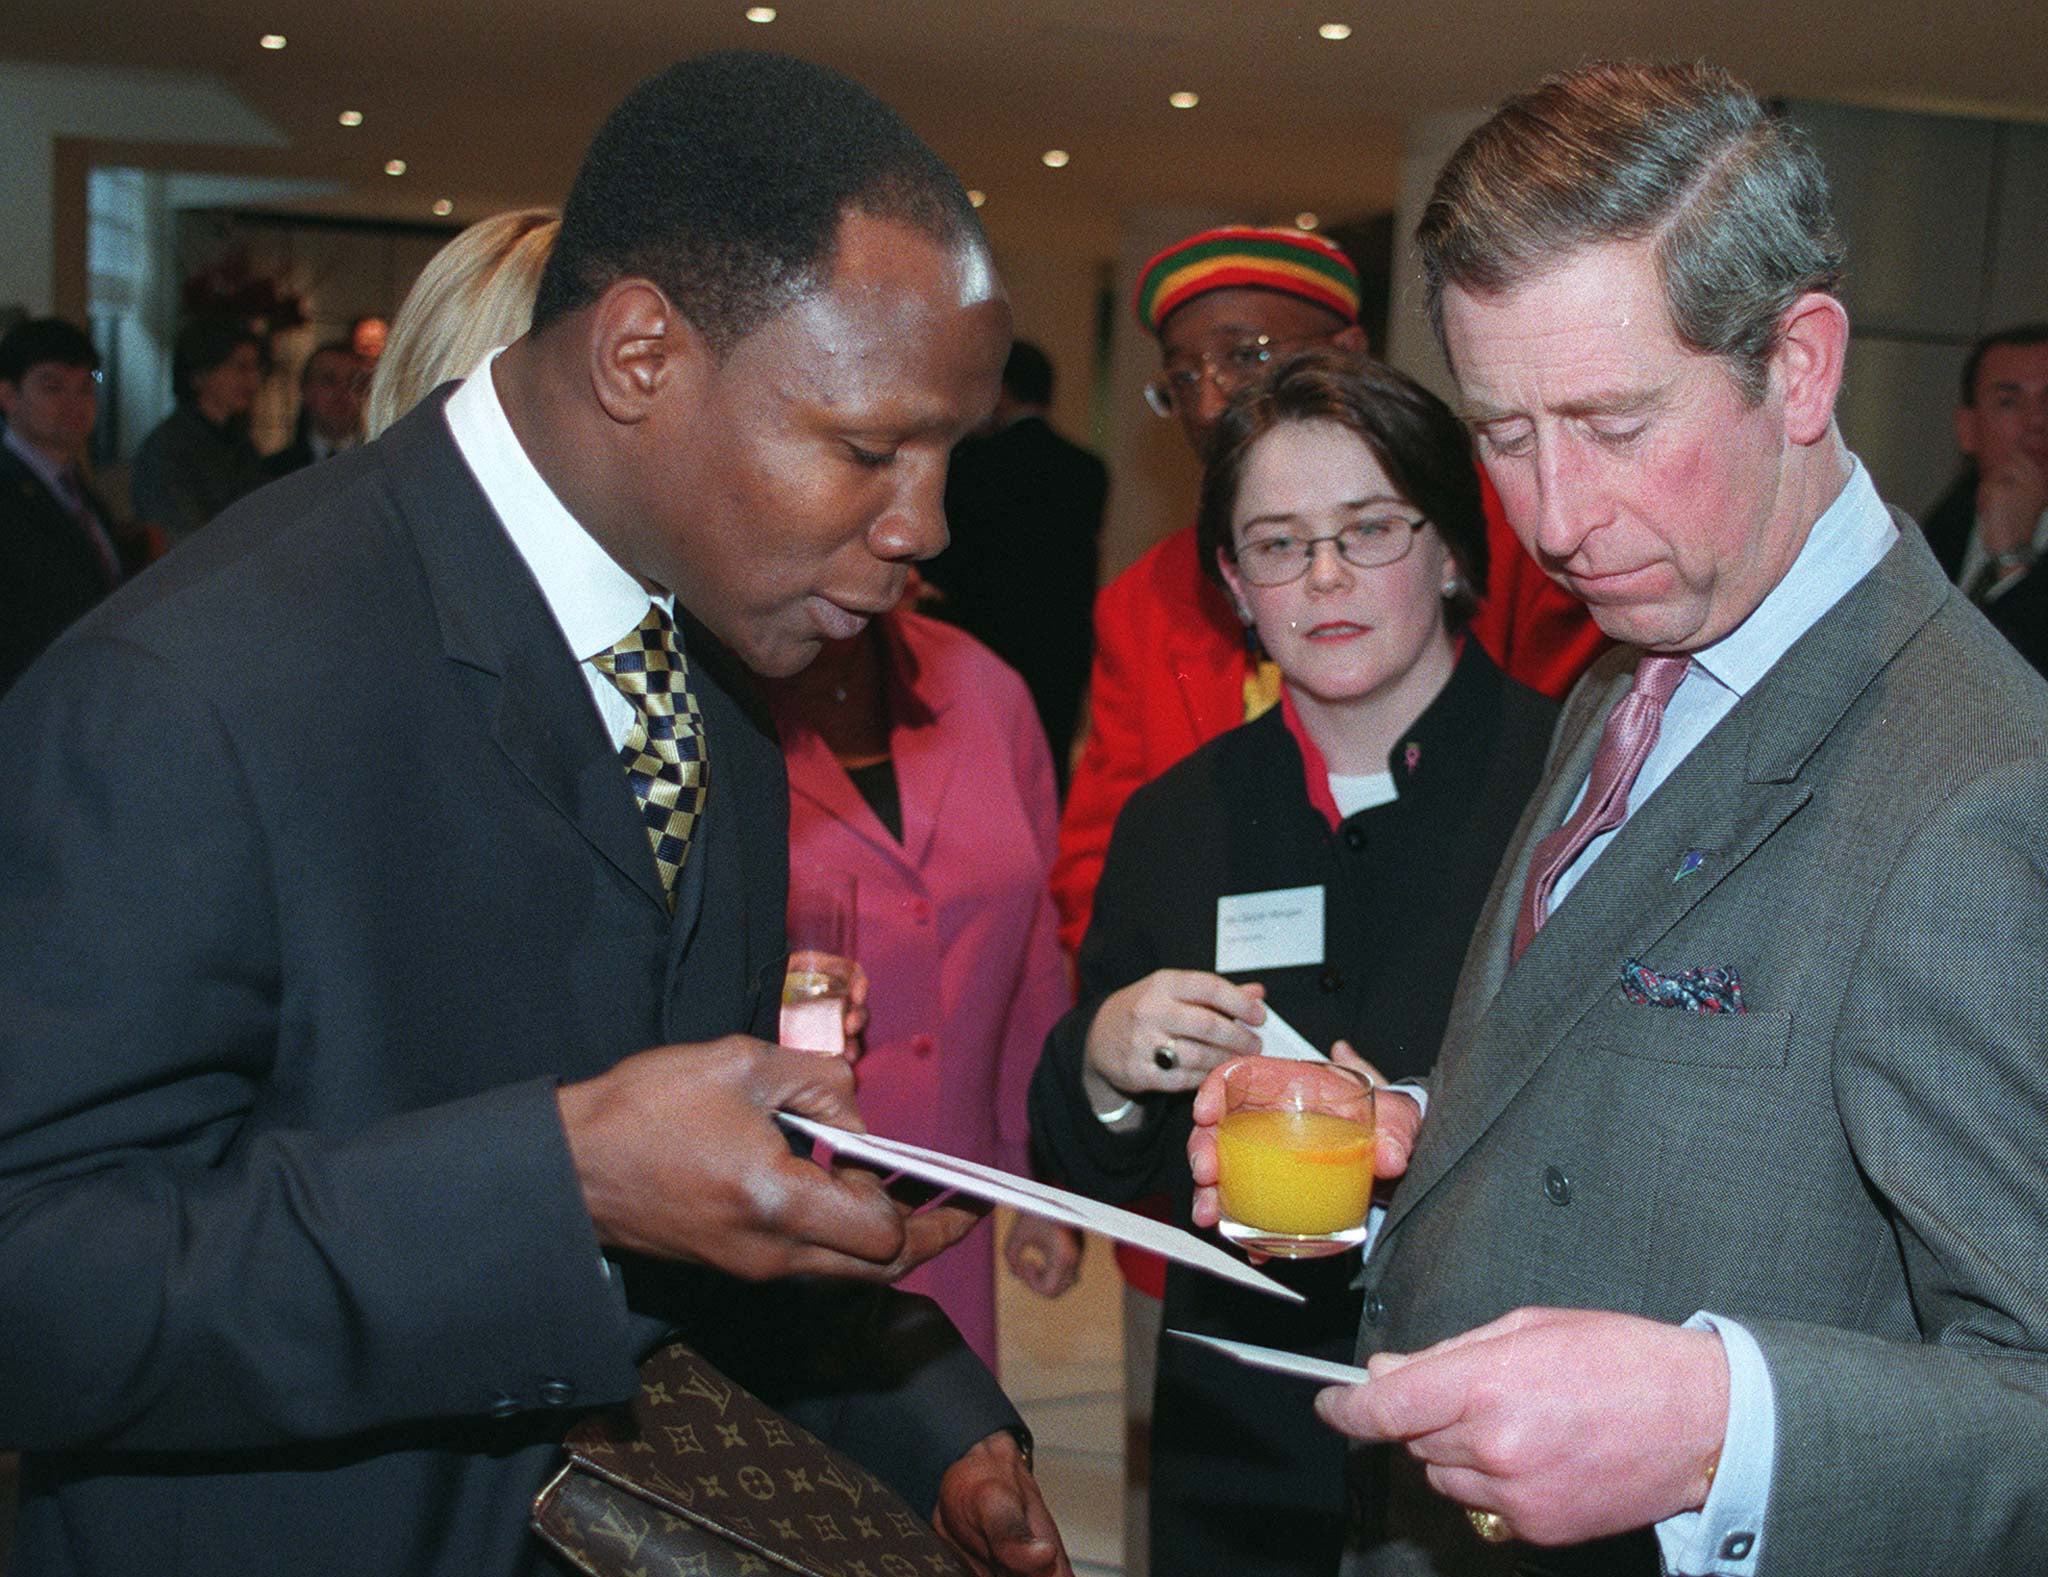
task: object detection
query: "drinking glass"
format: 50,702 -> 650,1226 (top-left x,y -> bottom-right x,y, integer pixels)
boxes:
780,870 -> 858,1056
1214,1058 -> 1376,1258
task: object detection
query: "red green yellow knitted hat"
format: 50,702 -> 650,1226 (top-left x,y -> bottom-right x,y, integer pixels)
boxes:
1133,225 -> 1360,336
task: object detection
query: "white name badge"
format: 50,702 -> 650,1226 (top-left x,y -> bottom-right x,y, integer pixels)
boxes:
1215,884 -> 1325,974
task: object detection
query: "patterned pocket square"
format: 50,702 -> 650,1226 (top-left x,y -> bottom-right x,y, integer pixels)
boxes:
1620,957 -> 1745,1014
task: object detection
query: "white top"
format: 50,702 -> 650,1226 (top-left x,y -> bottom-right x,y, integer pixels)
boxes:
1327,770 -> 1399,818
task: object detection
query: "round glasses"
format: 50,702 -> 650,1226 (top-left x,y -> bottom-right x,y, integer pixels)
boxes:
1228,515 -> 1428,586
1142,333 -> 1320,418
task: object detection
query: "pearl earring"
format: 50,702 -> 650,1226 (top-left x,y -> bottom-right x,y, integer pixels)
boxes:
1441,578 -> 1460,598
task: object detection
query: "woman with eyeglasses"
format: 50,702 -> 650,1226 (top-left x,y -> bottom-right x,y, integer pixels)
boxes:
1029,345 -> 1560,1577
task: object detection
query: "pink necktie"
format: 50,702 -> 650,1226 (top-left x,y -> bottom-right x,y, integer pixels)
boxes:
1511,654 -> 1690,963
56,468 -> 121,590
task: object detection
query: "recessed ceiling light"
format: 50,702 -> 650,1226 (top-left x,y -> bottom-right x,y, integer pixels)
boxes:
1169,91 -> 1199,110
1041,149 -> 1070,169
384,159 -> 407,176
745,5 -> 776,20
1295,212 -> 1321,231
338,110 -> 364,128
432,198 -> 454,217
1318,22 -> 1352,40
259,33 -> 287,50
966,189 -> 986,208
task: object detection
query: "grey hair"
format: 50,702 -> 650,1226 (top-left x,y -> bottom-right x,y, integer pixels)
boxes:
1419,60 -> 1843,404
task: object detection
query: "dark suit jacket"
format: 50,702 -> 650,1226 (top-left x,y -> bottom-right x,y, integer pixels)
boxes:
1349,518 -> 2048,1576
0,394 -> 1016,1577
0,443 -> 126,694
261,434 -> 319,478
928,413 -> 1108,775
1918,470 -> 2047,677
1981,563 -> 2048,675
1031,644 -> 1557,1577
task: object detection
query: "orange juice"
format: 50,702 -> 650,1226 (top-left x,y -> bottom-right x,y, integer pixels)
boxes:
1215,1108 -> 1374,1235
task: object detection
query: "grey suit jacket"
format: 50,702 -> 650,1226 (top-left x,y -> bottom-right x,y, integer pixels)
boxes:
1350,516 -> 2048,1576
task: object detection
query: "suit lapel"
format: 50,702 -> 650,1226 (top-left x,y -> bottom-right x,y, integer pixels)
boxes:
1382,521 -> 1952,1239
377,395 -> 670,912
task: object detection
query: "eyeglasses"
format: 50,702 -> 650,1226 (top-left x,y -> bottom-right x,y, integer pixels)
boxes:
1228,515 -> 1428,586
1142,333 -> 1319,418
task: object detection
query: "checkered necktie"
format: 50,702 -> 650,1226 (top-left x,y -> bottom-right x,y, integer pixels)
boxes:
592,605 -> 707,910
1511,654 -> 1690,963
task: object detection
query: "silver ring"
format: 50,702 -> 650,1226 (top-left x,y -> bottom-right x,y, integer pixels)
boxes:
1153,1043 -> 1178,1072
1466,1509 -> 1511,1544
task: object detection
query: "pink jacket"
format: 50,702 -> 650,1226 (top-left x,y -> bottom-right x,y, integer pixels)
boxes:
777,611 -> 1071,1370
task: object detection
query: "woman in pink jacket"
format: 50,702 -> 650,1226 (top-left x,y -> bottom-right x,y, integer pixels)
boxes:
767,606 -> 1079,1370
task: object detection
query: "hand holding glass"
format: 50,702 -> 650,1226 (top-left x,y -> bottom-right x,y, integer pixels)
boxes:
781,871 -> 858,1057
1214,1058 -> 1375,1258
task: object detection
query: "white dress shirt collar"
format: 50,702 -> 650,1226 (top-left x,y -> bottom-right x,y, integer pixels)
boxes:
441,348 -> 658,662
1686,454 -> 1897,702
5,425 -> 75,498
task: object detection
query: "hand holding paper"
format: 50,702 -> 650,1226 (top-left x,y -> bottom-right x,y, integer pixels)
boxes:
779,1112 -> 1304,1303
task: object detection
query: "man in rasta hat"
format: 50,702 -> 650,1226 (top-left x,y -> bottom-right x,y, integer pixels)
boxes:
1051,223 -> 1604,954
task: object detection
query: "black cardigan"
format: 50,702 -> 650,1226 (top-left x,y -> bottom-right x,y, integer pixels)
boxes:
1030,639 -> 1559,1338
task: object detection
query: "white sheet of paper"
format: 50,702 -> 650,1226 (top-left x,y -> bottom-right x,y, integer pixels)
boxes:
1169,1330 -> 1372,1386
1215,884 -> 1325,973
777,1113 -> 1303,1304
1248,1003 -> 1328,1062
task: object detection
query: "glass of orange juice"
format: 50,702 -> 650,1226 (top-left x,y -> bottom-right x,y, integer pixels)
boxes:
1214,1058 -> 1375,1258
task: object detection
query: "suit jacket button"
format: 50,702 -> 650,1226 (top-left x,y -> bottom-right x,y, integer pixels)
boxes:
1319,966 -> 1344,993
1543,1165 -> 1572,1205
1343,824 -> 1367,851
488,1392 -> 521,1419
1363,1292 -> 1386,1324
539,1379 -> 576,1406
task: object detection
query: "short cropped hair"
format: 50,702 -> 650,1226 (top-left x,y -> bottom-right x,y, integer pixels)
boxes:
1003,341 -> 1055,408
1198,346 -> 1489,629
300,340 -> 358,385
1960,322 -> 2048,406
1419,60 -> 1843,404
533,51 -> 983,355
0,317 -> 98,384
173,315 -> 264,405
365,209 -> 559,437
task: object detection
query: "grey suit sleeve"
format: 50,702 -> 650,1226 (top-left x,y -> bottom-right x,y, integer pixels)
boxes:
1746,754 -> 2048,1574
0,638 -> 643,1452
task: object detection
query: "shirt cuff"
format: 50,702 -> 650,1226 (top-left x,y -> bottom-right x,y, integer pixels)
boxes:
1653,1311 -> 1774,1576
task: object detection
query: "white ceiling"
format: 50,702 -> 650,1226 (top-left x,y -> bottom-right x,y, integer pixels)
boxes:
12,0 -> 2048,249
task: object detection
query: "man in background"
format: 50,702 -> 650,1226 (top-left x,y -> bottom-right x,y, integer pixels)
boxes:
0,316 -> 139,693
928,339 -> 1108,786
264,339 -> 366,476
1921,322 -> 2047,673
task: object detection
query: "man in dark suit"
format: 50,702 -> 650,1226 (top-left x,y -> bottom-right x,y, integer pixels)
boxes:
262,339 -> 366,477
927,340 -> 1108,783
1181,61 -> 2048,1575
0,317 -> 138,694
0,52 -> 1070,1577
1921,323 -> 2048,675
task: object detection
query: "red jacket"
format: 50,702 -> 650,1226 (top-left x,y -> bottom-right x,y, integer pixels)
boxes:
1051,487 -> 1606,953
